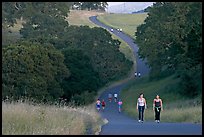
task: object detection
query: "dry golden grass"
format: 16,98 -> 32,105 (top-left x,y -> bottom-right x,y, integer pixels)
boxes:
2,101 -> 104,135
67,10 -> 105,27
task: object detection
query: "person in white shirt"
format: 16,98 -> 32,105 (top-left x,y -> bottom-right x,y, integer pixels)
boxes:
136,93 -> 147,123
134,72 -> 137,77
96,99 -> 101,111
138,72 -> 141,77
114,93 -> 118,102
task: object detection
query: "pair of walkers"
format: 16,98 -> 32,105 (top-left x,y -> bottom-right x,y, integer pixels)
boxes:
108,93 -> 118,102
136,93 -> 163,123
96,99 -> 106,111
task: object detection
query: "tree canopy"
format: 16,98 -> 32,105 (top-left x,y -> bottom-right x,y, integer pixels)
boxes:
135,2 -> 202,96
2,41 -> 70,102
2,2 -> 132,105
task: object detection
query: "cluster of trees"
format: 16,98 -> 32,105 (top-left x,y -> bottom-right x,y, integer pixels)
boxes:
135,2 -> 202,97
71,2 -> 108,11
2,2 -> 132,105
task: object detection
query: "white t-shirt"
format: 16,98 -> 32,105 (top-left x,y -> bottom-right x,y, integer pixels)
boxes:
138,98 -> 145,106
96,100 -> 100,105
114,94 -> 118,98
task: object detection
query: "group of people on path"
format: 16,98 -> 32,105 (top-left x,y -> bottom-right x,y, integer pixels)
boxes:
96,93 -> 123,113
137,93 -> 163,123
96,92 -> 163,123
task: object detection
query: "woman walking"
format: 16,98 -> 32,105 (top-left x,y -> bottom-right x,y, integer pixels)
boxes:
118,99 -> 123,113
136,93 -> 147,123
108,93 -> 112,102
153,95 -> 163,123
96,99 -> 101,112
101,99 -> 106,111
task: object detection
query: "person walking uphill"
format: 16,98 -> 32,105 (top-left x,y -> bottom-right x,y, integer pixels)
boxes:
153,95 -> 163,123
136,93 -> 147,123
118,99 -> 123,113
96,99 -> 101,112
108,93 -> 112,102
101,99 -> 106,111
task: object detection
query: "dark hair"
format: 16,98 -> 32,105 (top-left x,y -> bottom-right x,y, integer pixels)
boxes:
139,93 -> 143,97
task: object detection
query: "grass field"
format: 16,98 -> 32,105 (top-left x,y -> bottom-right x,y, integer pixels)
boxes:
97,13 -> 148,38
120,75 -> 202,123
67,10 -> 104,27
2,101 -> 104,135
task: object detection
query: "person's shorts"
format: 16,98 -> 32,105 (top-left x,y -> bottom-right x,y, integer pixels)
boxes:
96,105 -> 100,109
102,105 -> 105,107
109,97 -> 112,100
114,97 -> 117,99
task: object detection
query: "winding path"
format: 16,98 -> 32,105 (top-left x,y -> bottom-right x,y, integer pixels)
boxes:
89,16 -> 202,135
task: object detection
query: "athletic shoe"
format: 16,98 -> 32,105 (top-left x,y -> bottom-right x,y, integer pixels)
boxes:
157,120 -> 160,123
155,120 -> 158,123
138,120 -> 141,123
141,121 -> 144,123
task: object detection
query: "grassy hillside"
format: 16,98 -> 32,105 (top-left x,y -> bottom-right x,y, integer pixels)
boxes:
120,75 -> 202,123
2,101 -> 104,135
67,10 -> 104,27
97,13 -> 148,38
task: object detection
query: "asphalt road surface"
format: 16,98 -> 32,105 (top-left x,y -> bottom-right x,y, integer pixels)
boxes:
89,16 -> 202,135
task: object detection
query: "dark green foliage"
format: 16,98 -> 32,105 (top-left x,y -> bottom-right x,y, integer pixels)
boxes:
59,26 -> 133,104
59,26 -> 133,84
61,48 -> 101,101
2,2 -> 70,45
135,2 -> 202,97
2,2 -> 70,26
71,91 -> 97,106
2,42 -> 70,102
2,2 -> 132,105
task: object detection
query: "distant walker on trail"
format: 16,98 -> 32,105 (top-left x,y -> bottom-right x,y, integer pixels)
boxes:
108,93 -> 112,102
114,93 -> 118,102
138,72 -> 141,77
118,99 -> 123,113
96,99 -> 101,112
153,95 -> 163,123
102,99 -> 106,111
134,72 -> 137,77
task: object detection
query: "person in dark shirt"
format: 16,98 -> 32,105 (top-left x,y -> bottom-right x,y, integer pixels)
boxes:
153,95 -> 163,123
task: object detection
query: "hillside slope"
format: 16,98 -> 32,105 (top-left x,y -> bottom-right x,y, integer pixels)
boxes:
97,13 -> 148,38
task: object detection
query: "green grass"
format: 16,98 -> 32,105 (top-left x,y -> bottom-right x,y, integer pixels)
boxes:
97,13 -> 148,38
120,75 -> 202,123
2,101 -> 104,135
111,34 -> 134,62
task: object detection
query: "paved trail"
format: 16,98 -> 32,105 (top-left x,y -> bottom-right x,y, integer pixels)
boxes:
89,16 -> 202,135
